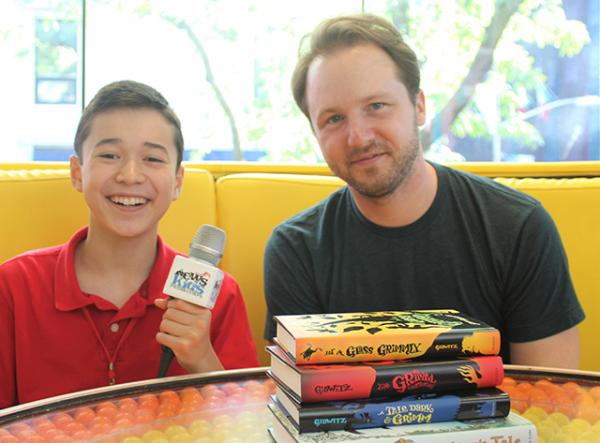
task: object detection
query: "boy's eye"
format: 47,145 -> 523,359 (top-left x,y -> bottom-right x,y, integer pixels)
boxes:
98,153 -> 118,160
146,156 -> 166,163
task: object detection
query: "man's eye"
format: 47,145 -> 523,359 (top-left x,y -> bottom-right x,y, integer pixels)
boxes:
370,102 -> 385,110
326,115 -> 343,125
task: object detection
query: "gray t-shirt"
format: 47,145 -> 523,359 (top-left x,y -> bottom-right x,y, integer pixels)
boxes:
263,162 -> 584,363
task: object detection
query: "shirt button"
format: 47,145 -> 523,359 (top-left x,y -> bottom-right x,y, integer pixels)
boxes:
110,323 -> 119,333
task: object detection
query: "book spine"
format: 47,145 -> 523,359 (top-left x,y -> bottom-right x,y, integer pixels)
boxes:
294,329 -> 500,364
293,389 -> 510,433
301,356 -> 504,402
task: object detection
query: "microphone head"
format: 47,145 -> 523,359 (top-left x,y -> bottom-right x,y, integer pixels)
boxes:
189,224 -> 226,266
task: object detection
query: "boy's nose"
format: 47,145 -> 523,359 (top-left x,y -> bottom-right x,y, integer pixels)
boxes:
116,159 -> 145,184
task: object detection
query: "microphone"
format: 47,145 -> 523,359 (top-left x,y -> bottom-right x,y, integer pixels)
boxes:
157,224 -> 226,377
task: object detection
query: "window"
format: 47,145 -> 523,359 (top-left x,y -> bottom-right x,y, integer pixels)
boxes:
1,0 -> 598,162
35,17 -> 78,104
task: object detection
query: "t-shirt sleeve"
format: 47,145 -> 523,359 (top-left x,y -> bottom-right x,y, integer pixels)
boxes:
209,273 -> 259,369
502,204 -> 585,342
263,225 -> 323,340
0,261 -> 17,409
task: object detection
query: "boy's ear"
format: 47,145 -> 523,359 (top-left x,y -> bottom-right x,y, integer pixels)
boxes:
173,165 -> 184,201
70,155 -> 83,192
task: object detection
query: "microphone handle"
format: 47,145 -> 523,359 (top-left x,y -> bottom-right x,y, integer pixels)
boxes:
158,345 -> 174,378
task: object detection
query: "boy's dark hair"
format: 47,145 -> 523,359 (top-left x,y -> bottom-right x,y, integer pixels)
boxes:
292,14 -> 421,119
74,80 -> 184,168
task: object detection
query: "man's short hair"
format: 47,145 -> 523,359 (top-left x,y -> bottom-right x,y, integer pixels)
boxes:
74,80 -> 184,168
292,14 -> 421,119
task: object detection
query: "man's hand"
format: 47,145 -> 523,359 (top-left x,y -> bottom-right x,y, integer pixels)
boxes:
154,297 -> 224,373
510,326 -> 580,369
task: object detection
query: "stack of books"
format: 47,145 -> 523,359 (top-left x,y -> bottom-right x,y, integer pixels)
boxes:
266,309 -> 537,442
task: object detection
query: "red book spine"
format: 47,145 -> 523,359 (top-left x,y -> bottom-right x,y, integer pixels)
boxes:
301,356 -> 504,402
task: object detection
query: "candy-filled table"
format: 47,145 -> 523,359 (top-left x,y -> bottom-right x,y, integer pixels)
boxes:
1,365 -> 600,443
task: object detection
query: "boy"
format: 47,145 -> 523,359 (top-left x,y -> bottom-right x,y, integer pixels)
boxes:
0,80 -> 258,408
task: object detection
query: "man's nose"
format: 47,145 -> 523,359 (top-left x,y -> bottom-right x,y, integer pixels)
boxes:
346,117 -> 374,149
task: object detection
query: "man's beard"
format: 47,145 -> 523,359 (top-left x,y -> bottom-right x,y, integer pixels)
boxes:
339,129 -> 420,199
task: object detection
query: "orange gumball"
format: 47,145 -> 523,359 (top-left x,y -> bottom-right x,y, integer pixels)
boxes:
20,433 -> 46,443
118,398 -> 138,413
159,390 -> 181,406
588,386 -> 600,401
509,387 -> 529,413
134,411 -> 155,426
516,382 -> 533,392
73,406 -> 96,426
562,381 -> 584,396
51,412 -> 75,430
528,387 -> 552,412
137,393 -> 159,409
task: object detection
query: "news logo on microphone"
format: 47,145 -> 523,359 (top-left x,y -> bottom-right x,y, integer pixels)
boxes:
163,257 -> 223,308
162,224 -> 226,309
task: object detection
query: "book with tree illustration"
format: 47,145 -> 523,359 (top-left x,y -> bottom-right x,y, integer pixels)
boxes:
274,309 -> 500,365
267,344 -> 504,403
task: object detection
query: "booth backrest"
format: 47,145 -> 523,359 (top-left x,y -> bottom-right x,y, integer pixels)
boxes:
216,173 -> 345,366
216,172 -> 600,370
1,164 -> 599,370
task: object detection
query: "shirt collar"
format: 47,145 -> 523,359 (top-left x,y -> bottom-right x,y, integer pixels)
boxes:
54,227 -> 175,313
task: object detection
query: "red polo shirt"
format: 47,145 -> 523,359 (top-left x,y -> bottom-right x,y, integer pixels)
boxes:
0,227 -> 259,408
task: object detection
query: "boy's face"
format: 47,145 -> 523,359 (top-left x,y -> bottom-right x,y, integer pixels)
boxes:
70,107 -> 183,241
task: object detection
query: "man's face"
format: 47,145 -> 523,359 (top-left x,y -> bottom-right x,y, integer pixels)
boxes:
70,107 -> 183,241
306,43 -> 426,198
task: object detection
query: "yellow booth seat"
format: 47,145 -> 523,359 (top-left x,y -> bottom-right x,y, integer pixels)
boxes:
1,163 -> 599,371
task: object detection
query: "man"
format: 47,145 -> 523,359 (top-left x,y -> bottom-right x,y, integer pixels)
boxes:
0,80 -> 258,408
263,14 -> 584,367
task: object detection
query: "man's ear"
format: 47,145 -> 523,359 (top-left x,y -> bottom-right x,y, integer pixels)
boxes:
70,155 -> 83,192
416,89 -> 426,127
173,165 -> 184,201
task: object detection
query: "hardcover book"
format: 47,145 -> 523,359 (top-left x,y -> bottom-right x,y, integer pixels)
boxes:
267,344 -> 504,403
268,401 -> 537,443
273,384 -> 511,433
274,310 -> 500,364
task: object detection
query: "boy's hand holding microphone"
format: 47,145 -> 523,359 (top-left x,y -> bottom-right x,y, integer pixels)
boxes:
155,224 -> 226,376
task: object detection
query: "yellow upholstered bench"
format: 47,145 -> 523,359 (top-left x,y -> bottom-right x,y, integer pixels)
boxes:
1,162 -> 599,371
215,170 -> 600,370
216,173 -> 345,366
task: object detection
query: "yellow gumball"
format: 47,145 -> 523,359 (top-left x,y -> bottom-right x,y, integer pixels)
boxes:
536,423 -> 559,440
548,412 -> 571,427
163,425 -> 187,439
169,433 -> 193,443
524,406 -> 549,422
188,418 -> 212,435
547,432 -> 575,443
142,430 -> 167,442
212,414 -> 234,428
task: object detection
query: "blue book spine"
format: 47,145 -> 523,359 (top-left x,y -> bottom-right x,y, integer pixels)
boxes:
287,388 -> 510,433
